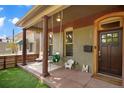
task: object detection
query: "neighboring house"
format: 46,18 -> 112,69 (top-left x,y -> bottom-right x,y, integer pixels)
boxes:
0,37 -> 12,55
16,5 -> 124,86
15,30 -> 40,55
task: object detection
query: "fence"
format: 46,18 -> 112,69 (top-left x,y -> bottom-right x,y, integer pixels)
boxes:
0,54 -> 38,70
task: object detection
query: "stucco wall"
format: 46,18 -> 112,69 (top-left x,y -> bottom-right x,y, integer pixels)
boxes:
73,26 -> 93,72
26,26 -> 94,72
52,26 -> 94,72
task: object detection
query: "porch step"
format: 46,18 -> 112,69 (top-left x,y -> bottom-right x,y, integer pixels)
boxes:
94,73 -> 122,86
43,77 -> 56,88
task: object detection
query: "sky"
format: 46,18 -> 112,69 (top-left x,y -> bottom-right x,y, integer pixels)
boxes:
0,5 -> 32,39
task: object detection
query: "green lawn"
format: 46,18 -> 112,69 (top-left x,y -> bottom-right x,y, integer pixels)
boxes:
0,67 -> 49,88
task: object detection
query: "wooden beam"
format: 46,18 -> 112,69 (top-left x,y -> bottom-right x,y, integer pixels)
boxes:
27,26 -> 42,32
22,28 -> 27,65
42,15 -> 50,77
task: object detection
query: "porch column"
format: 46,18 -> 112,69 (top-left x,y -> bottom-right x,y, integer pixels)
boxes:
123,24 -> 124,87
42,15 -> 50,77
22,28 -> 27,65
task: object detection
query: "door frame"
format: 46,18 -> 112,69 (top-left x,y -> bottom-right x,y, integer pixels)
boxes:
93,12 -> 124,86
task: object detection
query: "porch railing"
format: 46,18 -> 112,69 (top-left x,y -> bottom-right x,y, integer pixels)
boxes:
0,54 -> 38,70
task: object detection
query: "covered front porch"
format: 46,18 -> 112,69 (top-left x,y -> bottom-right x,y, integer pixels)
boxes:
18,62 -> 121,88
16,5 -> 124,87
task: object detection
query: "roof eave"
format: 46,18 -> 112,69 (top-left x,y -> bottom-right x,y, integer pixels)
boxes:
16,5 -> 71,28
16,5 -> 42,27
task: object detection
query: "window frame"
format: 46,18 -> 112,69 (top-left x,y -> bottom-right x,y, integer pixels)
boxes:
64,28 -> 73,57
99,17 -> 123,30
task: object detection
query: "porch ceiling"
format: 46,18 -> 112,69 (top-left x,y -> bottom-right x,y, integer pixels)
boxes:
33,5 -> 118,30
16,5 -> 70,29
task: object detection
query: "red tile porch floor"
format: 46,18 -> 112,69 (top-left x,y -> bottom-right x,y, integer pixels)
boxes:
18,63 -> 122,88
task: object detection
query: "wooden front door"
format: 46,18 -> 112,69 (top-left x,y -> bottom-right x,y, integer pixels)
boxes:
98,28 -> 122,77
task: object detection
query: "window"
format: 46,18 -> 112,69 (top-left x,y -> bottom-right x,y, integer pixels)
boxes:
101,32 -> 119,45
107,33 -> 112,43
19,45 -> 22,51
48,32 -> 53,56
101,21 -> 120,30
112,32 -> 119,45
29,43 -> 33,52
65,31 -> 73,56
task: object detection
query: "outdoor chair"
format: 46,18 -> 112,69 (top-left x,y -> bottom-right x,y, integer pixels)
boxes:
64,59 -> 74,69
82,64 -> 89,72
35,52 -> 43,62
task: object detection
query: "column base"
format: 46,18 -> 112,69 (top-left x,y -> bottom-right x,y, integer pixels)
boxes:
42,72 -> 50,77
22,63 -> 27,66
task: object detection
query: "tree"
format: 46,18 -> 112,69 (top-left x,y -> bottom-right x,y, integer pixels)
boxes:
7,42 -> 18,54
